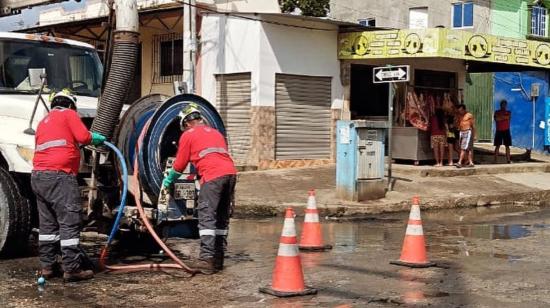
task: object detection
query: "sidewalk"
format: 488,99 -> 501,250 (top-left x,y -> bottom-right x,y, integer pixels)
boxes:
234,159 -> 550,217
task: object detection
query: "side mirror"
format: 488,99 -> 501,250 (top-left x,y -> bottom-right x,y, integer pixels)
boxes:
28,68 -> 46,88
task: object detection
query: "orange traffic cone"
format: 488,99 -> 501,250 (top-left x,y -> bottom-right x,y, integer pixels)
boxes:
259,208 -> 317,297
390,196 -> 436,268
299,189 -> 332,251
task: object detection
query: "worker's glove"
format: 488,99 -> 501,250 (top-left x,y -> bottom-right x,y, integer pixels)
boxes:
90,132 -> 107,146
162,168 -> 182,189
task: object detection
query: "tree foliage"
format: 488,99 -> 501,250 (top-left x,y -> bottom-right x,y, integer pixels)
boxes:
279,0 -> 330,17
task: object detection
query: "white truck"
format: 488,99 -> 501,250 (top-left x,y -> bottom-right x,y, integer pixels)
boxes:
0,31 -> 103,255
0,0 -> 206,256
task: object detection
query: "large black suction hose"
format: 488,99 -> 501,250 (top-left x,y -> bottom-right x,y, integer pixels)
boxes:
91,0 -> 140,139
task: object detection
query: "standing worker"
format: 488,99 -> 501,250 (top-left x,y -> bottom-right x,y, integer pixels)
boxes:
162,103 -> 237,275
493,99 -> 512,164
32,89 -> 106,282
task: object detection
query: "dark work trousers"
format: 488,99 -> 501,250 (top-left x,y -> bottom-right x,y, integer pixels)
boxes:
197,174 -> 237,260
31,171 -> 83,273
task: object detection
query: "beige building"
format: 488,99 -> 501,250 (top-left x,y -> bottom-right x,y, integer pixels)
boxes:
23,1 -> 358,169
26,0 -> 281,102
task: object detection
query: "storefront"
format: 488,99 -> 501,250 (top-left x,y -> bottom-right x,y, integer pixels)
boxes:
338,28 -> 550,163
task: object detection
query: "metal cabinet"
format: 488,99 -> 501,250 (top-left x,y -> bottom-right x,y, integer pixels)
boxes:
336,120 -> 387,201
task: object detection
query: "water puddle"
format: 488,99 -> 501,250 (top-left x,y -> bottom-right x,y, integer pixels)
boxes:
429,243 -> 523,262
439,224 -> 537,240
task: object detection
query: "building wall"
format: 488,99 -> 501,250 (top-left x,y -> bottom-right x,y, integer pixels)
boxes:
200,15 -> 261,106
490,1 -> 550,152
494,72 -> 548,151
39,0 -> 280,26
490,0 -> 528,38
140,15 -> 184,97
200,14 -> 343,165
201,15 -> 342,108
258,19 -> 343,109
329,0 -> 491,33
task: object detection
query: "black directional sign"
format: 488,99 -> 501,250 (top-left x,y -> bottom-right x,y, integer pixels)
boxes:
373,65 -> 410,83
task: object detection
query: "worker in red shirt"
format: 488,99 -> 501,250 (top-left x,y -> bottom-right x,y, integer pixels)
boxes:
494,99 -> 512,163
162,103 -> 237,274
31,89 -> 106,282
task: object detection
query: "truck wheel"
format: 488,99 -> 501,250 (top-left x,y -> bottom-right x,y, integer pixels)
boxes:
0,168 -> 31,256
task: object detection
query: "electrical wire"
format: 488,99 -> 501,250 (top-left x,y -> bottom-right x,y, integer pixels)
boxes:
175,0 -> 339,32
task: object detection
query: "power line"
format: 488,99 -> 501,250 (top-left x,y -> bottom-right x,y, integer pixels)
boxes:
176,0 -> 338,32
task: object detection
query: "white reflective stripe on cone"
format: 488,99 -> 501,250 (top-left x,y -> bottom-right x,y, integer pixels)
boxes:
405,224 -> 424,236
60,238 -> 79,247
199,229 -> 216,236
304,213 -> 319,223
277,243 -> 299,257
307,196 -> 316,209
39,234 -> 60,242
215,229 -> 228,236
409,205 -> 421,220
281,218 -> 297,237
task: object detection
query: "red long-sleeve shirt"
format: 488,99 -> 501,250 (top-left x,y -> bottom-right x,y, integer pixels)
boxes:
33,108 -> 92,175
173,124 -> 236,184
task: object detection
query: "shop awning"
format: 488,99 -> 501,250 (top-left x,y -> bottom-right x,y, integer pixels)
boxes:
338,28 -> 550,72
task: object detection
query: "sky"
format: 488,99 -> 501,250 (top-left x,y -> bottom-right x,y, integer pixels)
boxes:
0,0 -> 87,31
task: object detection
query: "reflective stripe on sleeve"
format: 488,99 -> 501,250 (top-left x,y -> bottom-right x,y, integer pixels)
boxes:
215,229 -> 228,236
36,139 -> 67,152
60,238 -> 79,247
198,147 -> 228,158
39,234 -> 60,242
199,229 -> 216,236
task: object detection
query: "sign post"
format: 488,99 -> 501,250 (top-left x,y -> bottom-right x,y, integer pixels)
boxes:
531,83 -> 540,150
373,65 -> 410,191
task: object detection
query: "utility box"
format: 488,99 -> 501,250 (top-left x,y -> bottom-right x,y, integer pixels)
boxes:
336,120 -> 388,201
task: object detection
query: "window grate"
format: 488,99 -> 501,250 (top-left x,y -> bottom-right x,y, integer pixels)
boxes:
152,33 -> 184,84
532,5 -> 547,37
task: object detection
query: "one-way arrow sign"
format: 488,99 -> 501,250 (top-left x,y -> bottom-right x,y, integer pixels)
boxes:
373,65 -> 410,83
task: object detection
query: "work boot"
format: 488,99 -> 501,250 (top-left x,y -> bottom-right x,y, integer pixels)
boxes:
40,263 -> 63,279
213,256 -> 224,271
190,258 -> 217,275
63,269 -> 94,282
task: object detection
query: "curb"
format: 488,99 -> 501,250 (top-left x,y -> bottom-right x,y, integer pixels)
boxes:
233,190 -> 550,218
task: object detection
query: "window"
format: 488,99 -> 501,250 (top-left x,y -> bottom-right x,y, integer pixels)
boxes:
358,18 -> 376,27
409,7 -> 428,29
153,33 -> 183,84
0,39 -> 102,97
452,2 -> 474,28
532,5 -> 547,37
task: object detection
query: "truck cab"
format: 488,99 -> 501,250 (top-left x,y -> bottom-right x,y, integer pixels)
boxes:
0,32 -> 102,255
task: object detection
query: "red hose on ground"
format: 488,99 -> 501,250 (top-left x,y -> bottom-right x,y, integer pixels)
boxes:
98,166 -> 198,275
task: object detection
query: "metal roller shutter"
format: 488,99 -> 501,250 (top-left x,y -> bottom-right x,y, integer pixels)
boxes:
275,74 -> 332,160
216,73 -> 252,165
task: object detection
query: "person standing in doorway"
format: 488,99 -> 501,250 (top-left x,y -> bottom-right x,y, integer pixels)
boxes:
493,99 -> 512,164
456,104 -> 476,168
429,108 -> 447,167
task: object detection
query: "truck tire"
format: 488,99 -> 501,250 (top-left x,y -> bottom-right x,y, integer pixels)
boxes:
0,168 -> 31,256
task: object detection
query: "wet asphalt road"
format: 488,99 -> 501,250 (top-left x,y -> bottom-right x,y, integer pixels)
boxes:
2,205 -> 550,307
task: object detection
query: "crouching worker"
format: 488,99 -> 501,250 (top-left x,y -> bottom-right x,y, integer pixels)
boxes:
32,89 -> 106,282
162,103 -> 237,274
